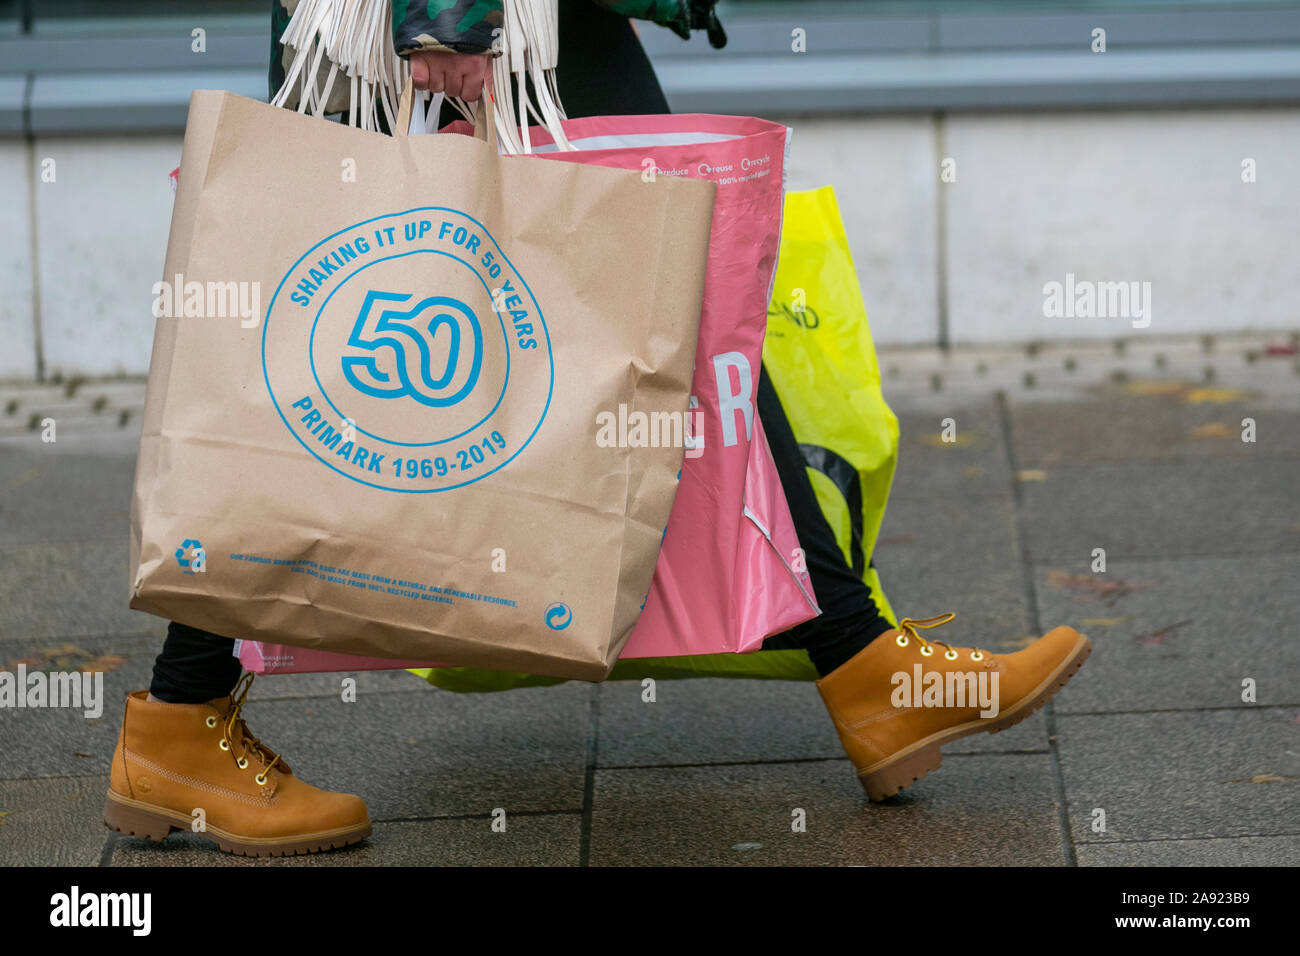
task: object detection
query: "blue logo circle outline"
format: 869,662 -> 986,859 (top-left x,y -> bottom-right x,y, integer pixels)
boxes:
262,207 -> 554,495
544,602 -> 573,631
308,249 -> 510,448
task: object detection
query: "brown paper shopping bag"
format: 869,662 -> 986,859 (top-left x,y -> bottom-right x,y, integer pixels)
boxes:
129,89 -> 715,681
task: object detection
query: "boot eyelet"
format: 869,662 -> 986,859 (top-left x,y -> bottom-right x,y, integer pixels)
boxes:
255,773 -> 268,786
919,646 -> 934,657
237,757 -> 249,770
895,634 -> 909,647
218,739 -> 230,751
205,716 -> 218,728
945,649 -> 958,660
971,651 -> 984,661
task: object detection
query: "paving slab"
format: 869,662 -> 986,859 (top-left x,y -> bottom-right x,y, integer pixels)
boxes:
1077,834 -> 1300,866
1056,709 -> 1300,845
589,754 -> 1065,866
596,677 -> 842,767
0,440 -> 135,547
596,675 -> 1049,769
0,774 -> 111,866
0,539 -> 160,643
0,633 -> 163,779
241,666 -> 432,700
229,685 -> 593,820
1017,457 -> 1300,563
109,813 -> 581,867
890,398 -> 1014,500
873,492 -> 1033,650
1035,554 -> 1300,713
1011,394 -> 1300,466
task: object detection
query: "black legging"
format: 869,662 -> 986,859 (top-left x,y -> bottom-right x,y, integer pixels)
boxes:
149,2 -> 890,703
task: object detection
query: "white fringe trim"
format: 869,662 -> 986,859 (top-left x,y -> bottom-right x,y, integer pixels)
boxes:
270,0 -> 574,152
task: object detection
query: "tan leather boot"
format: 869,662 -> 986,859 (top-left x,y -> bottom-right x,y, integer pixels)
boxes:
104,674 -> 371,856
817,613 -> 1091,801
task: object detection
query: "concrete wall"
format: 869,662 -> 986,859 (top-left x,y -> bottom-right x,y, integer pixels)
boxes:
2,107 -> 1297,380
4,134 -> 181,381
776,106 -> 1300,348
0,141 -> 36,380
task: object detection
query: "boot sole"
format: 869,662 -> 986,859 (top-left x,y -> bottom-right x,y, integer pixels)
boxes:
103,788 -> 372,857
858,635 -> 1092,802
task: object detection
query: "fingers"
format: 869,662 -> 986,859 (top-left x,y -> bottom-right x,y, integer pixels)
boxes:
407,51 -> 491,99
409,54 -> 429,90
409,51 -> 446,93
457,59 -> 490,102
444,67 -> 465,100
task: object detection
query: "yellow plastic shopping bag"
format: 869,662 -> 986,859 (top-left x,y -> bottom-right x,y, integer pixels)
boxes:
414,185 -> 898,690
763,185 -> 899,625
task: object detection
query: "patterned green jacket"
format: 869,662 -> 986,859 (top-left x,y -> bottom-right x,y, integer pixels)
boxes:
271,0 -> 723,100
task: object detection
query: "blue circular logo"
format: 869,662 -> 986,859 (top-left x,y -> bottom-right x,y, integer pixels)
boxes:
544,602 -> 573,631
263,208 -> 553,493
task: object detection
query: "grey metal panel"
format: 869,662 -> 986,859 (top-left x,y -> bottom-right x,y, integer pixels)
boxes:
936,9 -> 1300,51
29,68 -> 265,133
2,6 -> 1300,132
0,30 -> 266,73
655,46 -> 1300,115
638,13 -> 932,58
28,12 -> 265,39
0,74 -> 23,134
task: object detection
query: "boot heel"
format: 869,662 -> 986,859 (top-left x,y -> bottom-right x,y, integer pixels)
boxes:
859,744 -> 944,802
104,794 -> 176,842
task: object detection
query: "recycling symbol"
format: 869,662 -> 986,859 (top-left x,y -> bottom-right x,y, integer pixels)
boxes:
176,539 -> 206,574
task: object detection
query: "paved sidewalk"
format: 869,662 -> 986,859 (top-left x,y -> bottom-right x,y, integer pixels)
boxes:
1,335 -> 1297,866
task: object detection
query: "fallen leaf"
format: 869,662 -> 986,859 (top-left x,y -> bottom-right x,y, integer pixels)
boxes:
5,656 -> 45,670
1046,570 -> 1145,606
1251,773 -> 1289,784
1190,423 -> 1234,438
77,654 -> 126,674
1134,619 -> 1192,645
73,752 -> 94,759
1183,387 -> 1247,405
878,534 -> 915,546
1017,469 -> 1048,482
1122,380 -> 1188,396
7,467 -> 41,492
920,433 -> 976,447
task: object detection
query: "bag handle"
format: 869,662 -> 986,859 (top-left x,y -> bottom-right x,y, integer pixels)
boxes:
396,79 -> 499,152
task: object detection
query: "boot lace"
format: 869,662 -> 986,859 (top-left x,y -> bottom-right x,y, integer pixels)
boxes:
219,673 -> 283,785
896,613 -> 987,661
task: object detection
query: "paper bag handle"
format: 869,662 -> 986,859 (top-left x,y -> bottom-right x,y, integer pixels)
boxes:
396,78 -> 499,153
